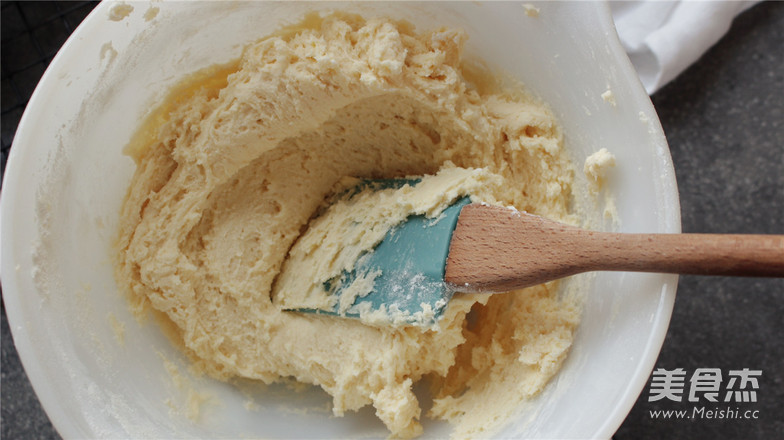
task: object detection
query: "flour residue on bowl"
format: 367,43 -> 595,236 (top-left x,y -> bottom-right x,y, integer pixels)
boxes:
143,6 -> 160,22
99,42 -> 117,66
584,148 -> 619,223
108,2 -> 133,22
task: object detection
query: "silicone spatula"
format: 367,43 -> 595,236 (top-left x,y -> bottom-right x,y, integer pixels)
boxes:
282,179 -> 784,326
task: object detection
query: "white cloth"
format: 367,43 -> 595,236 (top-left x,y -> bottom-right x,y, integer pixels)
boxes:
610,0 -> 759,94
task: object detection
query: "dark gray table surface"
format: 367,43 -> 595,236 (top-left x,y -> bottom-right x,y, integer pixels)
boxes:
2,2 -> 782,439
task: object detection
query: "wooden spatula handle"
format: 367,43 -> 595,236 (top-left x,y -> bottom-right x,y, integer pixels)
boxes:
580,231 -> 784,277
445,204 -> 784,292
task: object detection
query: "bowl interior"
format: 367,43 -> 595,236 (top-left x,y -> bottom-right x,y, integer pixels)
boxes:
1,1 -> 678,438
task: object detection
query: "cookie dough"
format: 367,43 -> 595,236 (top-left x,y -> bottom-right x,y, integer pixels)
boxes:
584,147 -> 616,190
115,13 -> 580,438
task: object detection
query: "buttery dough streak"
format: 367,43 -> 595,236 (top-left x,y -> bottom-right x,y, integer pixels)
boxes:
115,14 -> 580,438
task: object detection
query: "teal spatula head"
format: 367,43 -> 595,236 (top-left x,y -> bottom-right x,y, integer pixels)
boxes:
274,177 -> 472,327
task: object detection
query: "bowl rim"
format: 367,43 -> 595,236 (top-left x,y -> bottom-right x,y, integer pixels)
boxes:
586,2 -> 680,436
0,3 -> 114,437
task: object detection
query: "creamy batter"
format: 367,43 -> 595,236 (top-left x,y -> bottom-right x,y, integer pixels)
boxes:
115,13 -> 581,438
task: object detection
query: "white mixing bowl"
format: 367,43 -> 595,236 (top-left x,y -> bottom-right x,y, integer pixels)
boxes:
1,1 -> 679,438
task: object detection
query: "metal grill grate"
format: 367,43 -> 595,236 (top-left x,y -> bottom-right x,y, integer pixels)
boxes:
1,0 -> 99,174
